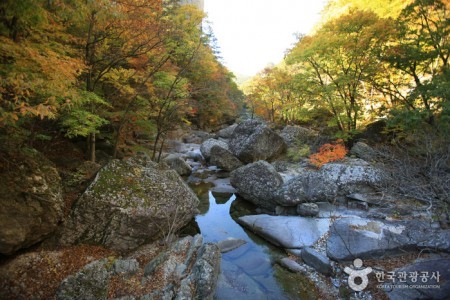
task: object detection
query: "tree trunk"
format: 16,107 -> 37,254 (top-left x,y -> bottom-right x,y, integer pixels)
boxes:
88,133 -> 96,162
157,138 -> 165,163
152,132 -> 161,161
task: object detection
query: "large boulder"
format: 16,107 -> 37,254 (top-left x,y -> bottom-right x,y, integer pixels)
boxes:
200,138 -> 229,161
59,156 -> 199,252
326,218 -> 450,261
163,153 -> 192,176
280,125 -> 318,147
230,161 -> 283,211
0,150 -> 64,255
350,141 -> 377,162
238,215 -> 330,249
276,159 -> 385,206
216,124 -> 238,139
228,120 -> 287,163
209,145 -> 243,172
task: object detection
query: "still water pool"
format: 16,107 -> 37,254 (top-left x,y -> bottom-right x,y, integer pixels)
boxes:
188,180 -> 319,300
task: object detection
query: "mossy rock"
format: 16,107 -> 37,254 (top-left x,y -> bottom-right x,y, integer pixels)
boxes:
59,156 -> 199,252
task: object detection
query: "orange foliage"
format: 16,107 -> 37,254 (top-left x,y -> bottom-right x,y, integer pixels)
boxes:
309,139 -> 348,168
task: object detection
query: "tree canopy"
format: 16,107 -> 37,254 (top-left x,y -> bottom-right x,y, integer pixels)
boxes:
245,0 -> 449,139
0,0 -> 243,161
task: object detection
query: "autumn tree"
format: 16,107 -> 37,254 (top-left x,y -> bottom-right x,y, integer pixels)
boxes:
286,10 -> 392,134
381,0 -> 450,127
60,0 -> 170,162
0,0 -> 46,41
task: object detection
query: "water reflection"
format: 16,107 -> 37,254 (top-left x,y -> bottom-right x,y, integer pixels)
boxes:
194,191 -> 315,300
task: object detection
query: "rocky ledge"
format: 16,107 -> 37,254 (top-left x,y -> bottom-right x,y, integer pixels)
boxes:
57,235 -> 220,300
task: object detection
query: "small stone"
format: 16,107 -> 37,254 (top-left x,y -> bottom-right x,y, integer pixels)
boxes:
218,237 -> 247,253
301,247 -> 332,275
163,154 -> 192,176
348,201 -> 369,211
278,258 -> 307,273
297,203 -> 319,217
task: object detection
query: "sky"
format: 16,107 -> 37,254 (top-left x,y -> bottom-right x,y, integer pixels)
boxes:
204,0 -> 328,77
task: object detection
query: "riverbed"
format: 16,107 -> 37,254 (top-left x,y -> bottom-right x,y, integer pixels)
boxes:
184,155 -> 319,299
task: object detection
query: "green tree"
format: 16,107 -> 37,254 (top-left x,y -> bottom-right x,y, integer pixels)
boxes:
0,0 -> 46,41
382,0 -> 450,126
287,10 -> 392,134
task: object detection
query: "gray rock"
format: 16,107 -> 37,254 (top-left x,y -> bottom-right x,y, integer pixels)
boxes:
279,257 -> 307,273
144,252 -> 169,277
0,150 -> 64,255
297,203 -> 319,217
238,215 -> 330,249
350,142 -> 377,162
228,120 -> 287,163
327,218 -> 409,261
200,139 -> 229,161
348,201 -> 369,210
209,145 -> 243,172
218,237 -> 247,253
190,243 -> 221,299
217,124 -> 237,139
230,161 -> 283,211
383,258 -> 450,300
275,171 -> 337,206
185,150 -> 203,162
275,206 -> 298,216
326,218 -> 450,261
57,259 -> 111,300
407,221 -> 450,251
301,247 -> 332,275
320,159 -> 384,195
59,157 -> 199,252
276,159 -> 385,206
113,259 -> 139,275
346,193 -> 386,206
163,154 -> 192,176
55,235 -> 220,300
176,239 -> 221,300
280,125 -> 318,146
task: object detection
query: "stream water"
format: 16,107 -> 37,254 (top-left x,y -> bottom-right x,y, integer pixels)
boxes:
184,160 -> 319,299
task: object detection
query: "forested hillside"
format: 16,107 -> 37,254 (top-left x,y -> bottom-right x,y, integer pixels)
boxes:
0,0 -> 244,162
244,0 -> 449,139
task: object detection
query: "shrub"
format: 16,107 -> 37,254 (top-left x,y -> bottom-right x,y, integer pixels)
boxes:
287,144 -> 311,162
309,139 -> 348,168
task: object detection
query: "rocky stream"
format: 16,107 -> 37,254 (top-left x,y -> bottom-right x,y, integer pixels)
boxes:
1,119 -> 449,299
